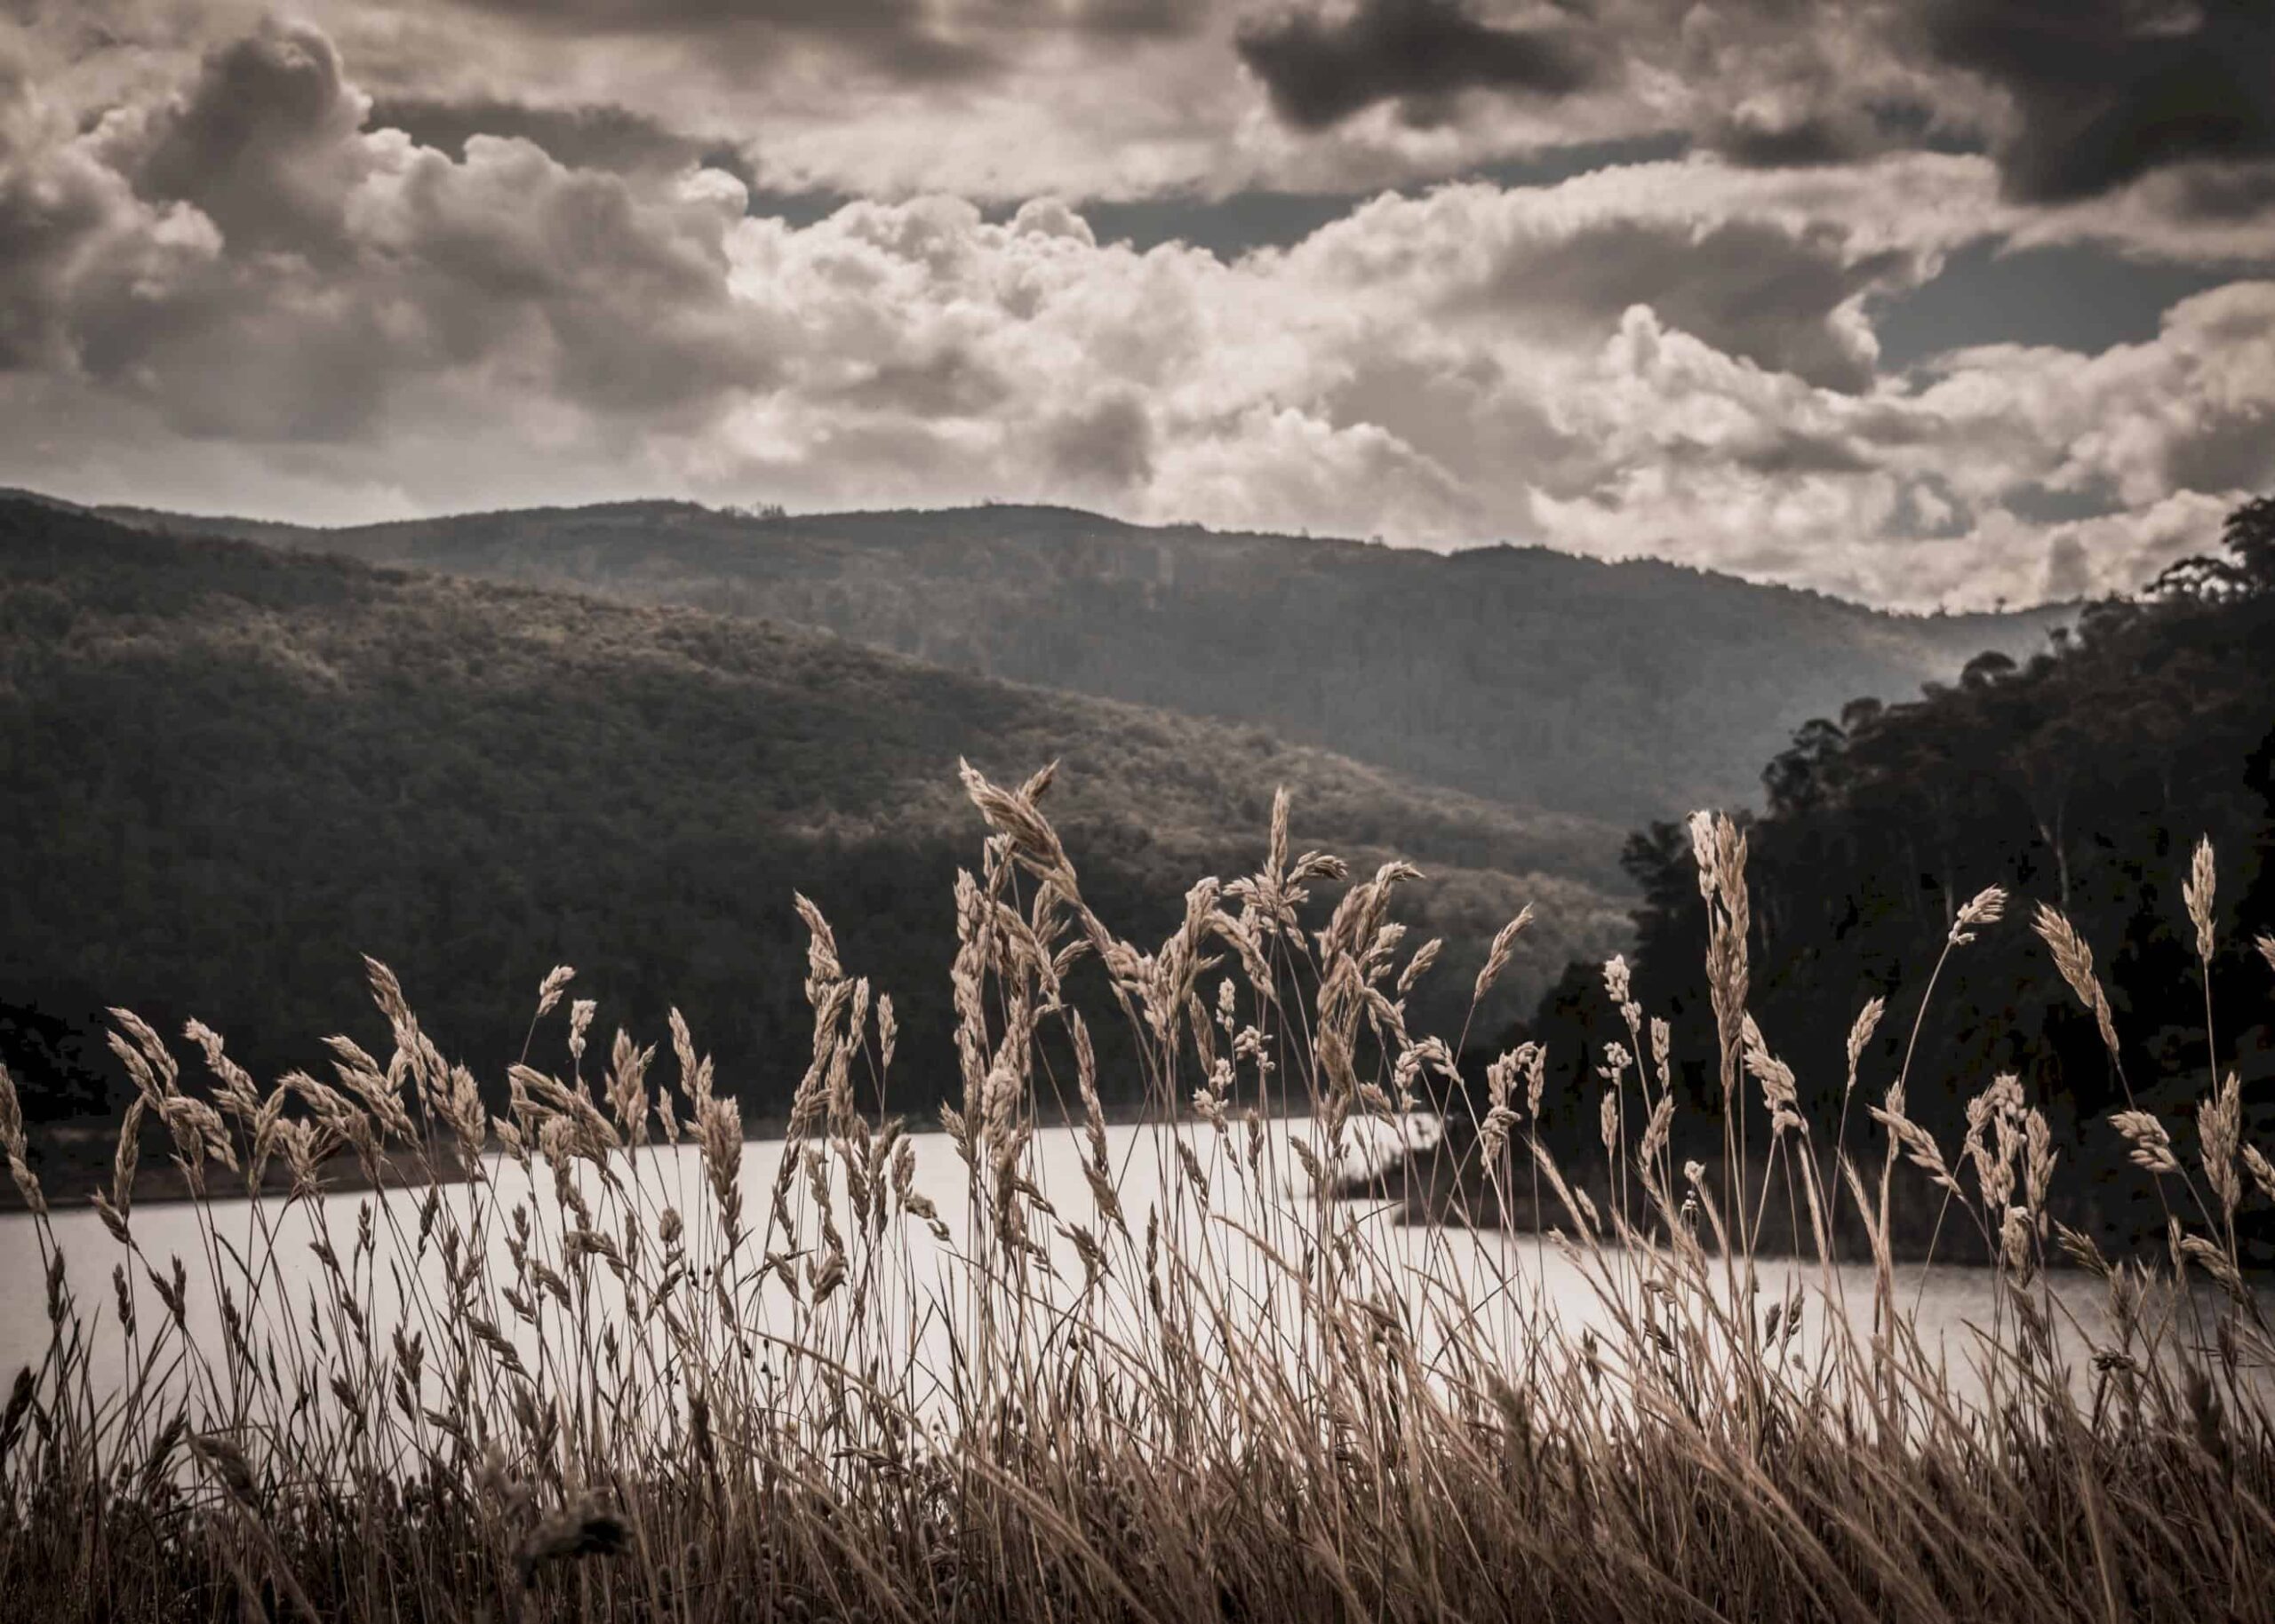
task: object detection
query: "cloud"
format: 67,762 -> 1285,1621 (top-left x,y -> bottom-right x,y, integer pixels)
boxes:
1235,0 -> 1608,131
0,19 -> 771,442
2041,531 -> 2091,600
1915,0 -> 2275,203
437,0 -> 994,80
1467,215 -> 1899,391
108,17 -> 373,251
1226,0 -> 2275,221
1533,281 -> 2275,603
1043,389 -> 1157,497
383,0 -> 1220,94
2,15 -> 2270,614
1661,0 -> 1957,173
1271,159 -> 2003,392
368,96 -> 755,187
23,0 -> 2275,218
2008,283 -> 2275,504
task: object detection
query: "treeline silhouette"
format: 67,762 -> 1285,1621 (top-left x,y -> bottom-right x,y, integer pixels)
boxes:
1517,497 -> 2275,1253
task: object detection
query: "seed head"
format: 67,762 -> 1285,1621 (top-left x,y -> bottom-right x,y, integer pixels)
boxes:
2184,837 -> 2216,962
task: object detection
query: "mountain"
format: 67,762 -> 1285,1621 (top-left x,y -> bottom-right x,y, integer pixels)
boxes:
0,498 -> 1630,1121
86,496 -> 2071,826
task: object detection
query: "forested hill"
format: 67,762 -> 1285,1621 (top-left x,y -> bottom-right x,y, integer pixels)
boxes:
1531,498 -> 2275,1170
0,498 -> 1631,1120
82,496 -> 2069,827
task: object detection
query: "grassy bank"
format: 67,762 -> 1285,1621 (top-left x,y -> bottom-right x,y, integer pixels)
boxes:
4,767 -> 2274,1622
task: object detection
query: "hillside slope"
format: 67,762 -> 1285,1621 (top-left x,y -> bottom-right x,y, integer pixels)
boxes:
91,497 -> 2070,824
0,498 -> 1628,1118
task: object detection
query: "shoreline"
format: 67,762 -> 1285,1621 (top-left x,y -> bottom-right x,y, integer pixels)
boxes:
9,1113 -> 2225,1272
1344,1127 -> 2258,1270
2,1095 -> 1362,1212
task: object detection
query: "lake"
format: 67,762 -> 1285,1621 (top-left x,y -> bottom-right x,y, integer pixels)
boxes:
0,1114 -> 2207,1424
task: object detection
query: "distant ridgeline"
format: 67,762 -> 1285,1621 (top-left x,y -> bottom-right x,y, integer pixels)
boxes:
85,493 -> 2065,829
0,498 -> 1628,1123
1521,498 -> 2275,1162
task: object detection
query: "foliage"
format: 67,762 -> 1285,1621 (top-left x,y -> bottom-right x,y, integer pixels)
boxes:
1522,497 -> 2275,1253
4,768 -> 2274,1622
0,499 -> 1626,1125
97,493 -> 2067,825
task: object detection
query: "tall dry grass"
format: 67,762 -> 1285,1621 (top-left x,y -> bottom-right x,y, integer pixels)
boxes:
4,765 -> 2274,1622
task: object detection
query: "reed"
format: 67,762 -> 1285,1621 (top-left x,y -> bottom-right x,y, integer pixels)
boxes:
3,764 -> 2272,1623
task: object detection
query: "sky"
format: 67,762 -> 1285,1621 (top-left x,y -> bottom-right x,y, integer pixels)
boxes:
2,1 -> 2271,609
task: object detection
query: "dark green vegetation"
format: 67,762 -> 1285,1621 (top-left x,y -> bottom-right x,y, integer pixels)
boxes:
0,498 -> 1629,1133
1521,498 -> 2275,1256
89,494 -> 2065,825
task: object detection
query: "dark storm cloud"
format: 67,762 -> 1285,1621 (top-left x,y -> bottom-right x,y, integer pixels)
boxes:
1235,0 -> 1608,130
1918,0 -> 2275,201
1227,0 -> 2275,208
1468,217 -> 1899,392
118,19 -> 368,251
1710,111 -> 1867,171
2168,160 -> 2275,221
1708,100 -> 1971,171
369,97 -> 756,190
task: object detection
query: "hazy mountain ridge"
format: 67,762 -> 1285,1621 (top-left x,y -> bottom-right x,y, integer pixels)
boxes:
80,495 -> 2070,825
0,497 -> 1629,1118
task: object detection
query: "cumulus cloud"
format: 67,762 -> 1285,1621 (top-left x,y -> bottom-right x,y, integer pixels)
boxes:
26,0 -> 2275,215
2,12 -> 2271,613
1234,0 -> 1607,130
108,18 -> 373,251
1521,285 -> 2275,606
0,17 -> 770,444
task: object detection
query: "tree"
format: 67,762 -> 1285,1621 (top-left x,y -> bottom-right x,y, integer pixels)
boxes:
2147,553 -> 2247,604
1960,649 -> 2017,690
1540,491 -> 2275,1178
2223,495 -> 2275,595
1762,718 -> 1847,817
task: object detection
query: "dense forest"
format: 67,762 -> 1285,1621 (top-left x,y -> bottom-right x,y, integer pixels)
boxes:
0,498 -> 1630,1128
1518,497 -> 2275,1250
90,494 -> 2065,826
